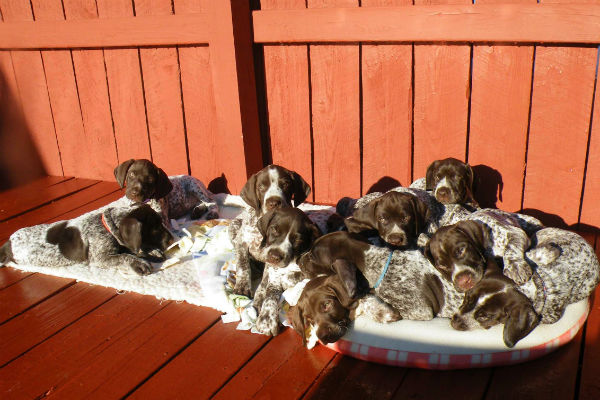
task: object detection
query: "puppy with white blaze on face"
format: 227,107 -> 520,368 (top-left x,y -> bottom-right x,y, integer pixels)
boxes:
229,165 -> 312,298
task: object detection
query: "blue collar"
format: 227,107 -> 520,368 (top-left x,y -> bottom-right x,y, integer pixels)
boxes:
373,250 -> 394,289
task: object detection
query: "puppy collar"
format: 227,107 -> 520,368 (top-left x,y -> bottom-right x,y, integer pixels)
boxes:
373,250 -> 394,289
101,214 -> 113,235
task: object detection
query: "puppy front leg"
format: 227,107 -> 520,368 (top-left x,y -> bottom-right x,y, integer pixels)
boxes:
96,253 -> 153,276
233,245 -> 253,297
255,281 -> 283,336
252,267 -> 270,312
502,228 -> 533,285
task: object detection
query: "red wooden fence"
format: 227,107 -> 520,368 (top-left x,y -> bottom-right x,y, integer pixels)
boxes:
1,0 -> 600,230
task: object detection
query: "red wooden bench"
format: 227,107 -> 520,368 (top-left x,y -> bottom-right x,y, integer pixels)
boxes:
1,0 -> 599,398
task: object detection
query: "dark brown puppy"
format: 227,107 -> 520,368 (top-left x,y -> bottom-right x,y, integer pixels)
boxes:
114,159 -> 172,203
240,164 -> 311,215
289,270 -> 358,346
344,191 -> 430,247
424,220 -> 491,292
450,260 -> 540,348
425,158 -> 477,206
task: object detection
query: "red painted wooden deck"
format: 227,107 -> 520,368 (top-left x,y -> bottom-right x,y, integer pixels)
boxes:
1,176 -> 599,400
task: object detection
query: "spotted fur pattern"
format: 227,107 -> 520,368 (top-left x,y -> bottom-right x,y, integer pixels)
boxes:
352,294 -> 402,323
519,228 -> 600,323
6,205 -> 156,274
362,245 -> 464,320
466,209 -> 543,285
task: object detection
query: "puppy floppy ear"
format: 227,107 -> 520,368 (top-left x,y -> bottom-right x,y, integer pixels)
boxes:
423,240 -> 434,264
464,163 -> 479,207
289,304 -> 308,346
46,222 -> 88,262
503,302 -> 540,348
257,210 -> 276,239
153,166 -> 173,199
425,160 -> 440,190
114,159 -> 135,188
410,196 -> 431,237
240,171 -> 260,211
344,198 -> 378,233
291,171 -> 311,207
331,259 -> 358,299
456,220 -> 491,250
325,273 -> 357,309
119,217 -> 143,254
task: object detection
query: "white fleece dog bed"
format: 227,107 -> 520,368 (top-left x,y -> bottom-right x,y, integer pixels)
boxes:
5,195 -> 591,369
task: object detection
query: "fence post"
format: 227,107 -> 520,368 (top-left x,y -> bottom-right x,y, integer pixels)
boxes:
207,0 -> 263,194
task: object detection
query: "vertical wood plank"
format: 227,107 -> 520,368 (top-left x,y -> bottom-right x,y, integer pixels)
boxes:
174,0 -> 221,187
134,0 -> 188,175
29,0 -> 86,180
0,0 -> 62,176
362,0 -> 413,193
579,52 -> 600,230
412,0 -> 471,181
61,0 -> 118,181
468,0 -> 535,211
262,0 -> 313,200
96,0 -> 151,163
521,0 -> 597,226
308,0 -> 360,204
207,0 -> 264,194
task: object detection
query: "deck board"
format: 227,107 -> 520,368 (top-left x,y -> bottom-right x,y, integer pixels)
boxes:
0,177 -> 597,400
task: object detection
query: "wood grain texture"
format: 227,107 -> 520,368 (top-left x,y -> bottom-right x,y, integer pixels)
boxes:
135,0 -> 189,175
263,0 -> 313,200
308,0 -> 360,204
62,0 -> 119,181
521,45 -> 596,226
0,283 -> 115,366
174,0 -> 222,186
394,368 -> 492,400
362,0 -> 413,193
252,4 -> 600,44
0,0 -> 62,177
0,267 -> 31,290
97,0 -> 151,163
579,56 -> 600,230
0,13 -> 210,49
129,317 -> 269,399
207,0 -> 263,194
0,293 -> 166,398
47,303 -> 221,399
412,0 -> 471,181
468,0 -> 535,211
0,178 -> 97,223
29,0 -> 87,180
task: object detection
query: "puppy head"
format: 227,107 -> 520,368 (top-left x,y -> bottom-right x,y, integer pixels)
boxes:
257,207 -> 321,267
344,192 -> 430,248
289,272 -> 358,346
114,159 -> 173,202
450,268 -> 540,348
425,158 -> 475,205
240,165 -> 311,215
117,204 -> 174,258
424,220 -> 490,292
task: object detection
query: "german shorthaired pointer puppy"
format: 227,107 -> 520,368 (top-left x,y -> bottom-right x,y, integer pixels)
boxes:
449,258 -> 540,348
298,231 -> 465,322
451,227 -> 600,347
289,273 -> 401,346
230,165 -> 312,297
1,203 -> 173,276
338,187 -> 472,247
230,207 -> 321,335
410,157 -> 478,207
114,159 -> 218,228
425,209 -> 544,291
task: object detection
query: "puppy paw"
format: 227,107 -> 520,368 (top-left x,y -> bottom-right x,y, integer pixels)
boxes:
190,204 -> 209,219
503,260 -> 533,285
233,279 -> 252,298
145,248 -> 165,261
131,260 -> 153,276
417,233 -> 430,248
255,310 -> 281,336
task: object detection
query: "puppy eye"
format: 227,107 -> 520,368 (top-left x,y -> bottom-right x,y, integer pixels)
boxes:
269,226 -> 279,236
455,246 -> 466,258
280,180 -> 290,189
378,216 -> 387,224
400,215 -> 410,224
437,264 -> 451,271
129,172 -> 135,178
476,313 -> 491,322
321,300 -> 333,313
258,184 -> 266,191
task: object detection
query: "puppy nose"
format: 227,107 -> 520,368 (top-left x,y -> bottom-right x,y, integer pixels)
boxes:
455,272 -> 476,292
266,249 -> 283,264
451,315 -> 468,331
386,233 -> 406,246
436,187 -> 451,202
265,197 -> 282,210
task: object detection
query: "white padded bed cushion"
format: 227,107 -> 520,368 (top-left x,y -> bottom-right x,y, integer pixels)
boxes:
326,299 -> 589,369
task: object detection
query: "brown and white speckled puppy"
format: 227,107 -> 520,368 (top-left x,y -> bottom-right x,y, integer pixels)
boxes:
298,231 -> 464,322
410,158 -> 477,207
113,159 -> 218,228
229,165 -> 312,297
1,203 -> 173,276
